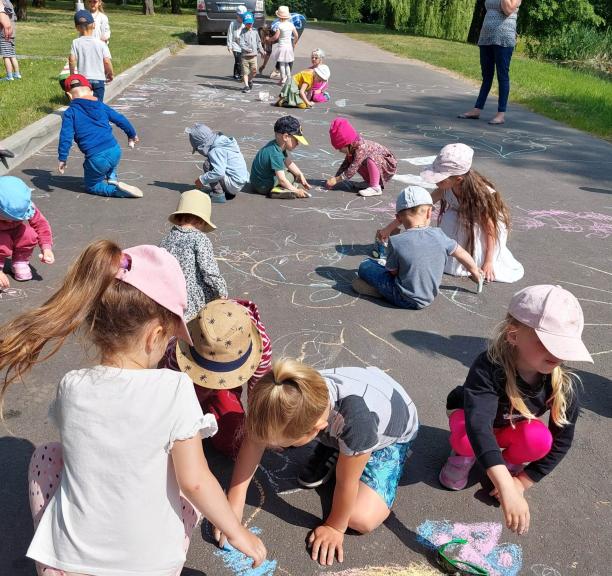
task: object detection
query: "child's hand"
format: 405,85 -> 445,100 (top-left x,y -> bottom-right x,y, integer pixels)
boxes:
497,484 -> 530,535
293,188 -> 310,198
482,261 -> 495,282
375,229 -> 387,243
128,136 -> 139,149
194,178 -> 204,190
106,72 -> 114,83
39,249 -> 55,264
298,174 -> 311,190
326,176 -> 338,189
227,526 -> 267,568
58,161 -> 66,175
468,268 -> 484,284
0,271 -> 9,289
308,524 -> 344,566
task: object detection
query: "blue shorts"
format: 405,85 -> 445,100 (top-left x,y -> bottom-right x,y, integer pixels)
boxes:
360,441 -> 413,508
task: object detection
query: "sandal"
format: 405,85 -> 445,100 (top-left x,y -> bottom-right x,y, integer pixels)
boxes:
457,113 -> 480,120
488,119 -> 505,125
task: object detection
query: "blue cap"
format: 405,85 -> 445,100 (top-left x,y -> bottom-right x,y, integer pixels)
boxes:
0,176 -> 35,221
74,9 -> 94,25
242,12 -> 254,24
396,186 -> 433,213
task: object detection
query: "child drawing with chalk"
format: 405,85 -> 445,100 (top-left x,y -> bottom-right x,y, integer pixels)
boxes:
249,115 -> 311,199
0,240 -> 266,575
216,359 -> 419,566
187,122 -> 249,204
378,143 -> 523,283
353,186 -> 482,308
160,189 -> 228,321
159,298 -> 272,459
0,176 -> 54,288
440,285 -> 593,535
326,117 -> 397,198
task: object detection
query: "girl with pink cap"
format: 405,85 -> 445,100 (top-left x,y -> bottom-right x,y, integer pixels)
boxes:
439,285 -> 593,536
326,117 -> 397,197
0,240 -> 266,575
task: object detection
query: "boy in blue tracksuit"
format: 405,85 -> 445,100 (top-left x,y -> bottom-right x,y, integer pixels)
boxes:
58,74 -> 143,198
187,123 -> 249,204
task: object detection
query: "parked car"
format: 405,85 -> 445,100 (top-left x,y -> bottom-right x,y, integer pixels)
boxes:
196,0 -> 265,44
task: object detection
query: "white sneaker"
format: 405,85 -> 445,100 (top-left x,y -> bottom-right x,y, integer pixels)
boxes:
115,182 -> 143,198
350,181 -> 370,191
359,186 -> 382,197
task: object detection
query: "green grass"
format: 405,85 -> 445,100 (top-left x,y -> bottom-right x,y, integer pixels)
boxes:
0,2 -> 196,139
315,21 -> 612,141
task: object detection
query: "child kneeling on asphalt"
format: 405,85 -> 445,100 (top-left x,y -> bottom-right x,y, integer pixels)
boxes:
353,186 -> 482,309
217,359 -> 419,567
58,74 -> 142,198
0,176 -> 54,288
249,115 -> 311,199
187,123 -> 249,204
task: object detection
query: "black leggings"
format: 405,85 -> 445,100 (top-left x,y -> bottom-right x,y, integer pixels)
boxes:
233,51 -> 242,78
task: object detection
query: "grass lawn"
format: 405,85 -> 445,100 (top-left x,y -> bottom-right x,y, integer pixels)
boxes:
0,2 -> 196,140
316,21 -> 612,141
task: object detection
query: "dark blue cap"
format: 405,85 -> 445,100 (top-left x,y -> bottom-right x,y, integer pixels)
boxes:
74,9 -> 94,25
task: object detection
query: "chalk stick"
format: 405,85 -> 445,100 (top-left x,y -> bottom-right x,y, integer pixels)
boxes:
477,274 -> 484,294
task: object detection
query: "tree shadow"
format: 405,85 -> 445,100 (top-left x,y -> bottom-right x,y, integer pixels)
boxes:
21,169 -> 84,194
0,436 -> 36,576
172,31 -> 198,44
150,180 -> 193,193
579,186 -> 612,195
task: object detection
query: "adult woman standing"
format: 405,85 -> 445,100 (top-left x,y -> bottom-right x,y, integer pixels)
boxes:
459,0 -> 521,125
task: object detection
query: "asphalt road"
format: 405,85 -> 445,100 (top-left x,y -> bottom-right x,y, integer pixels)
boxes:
1,28 -> 611,576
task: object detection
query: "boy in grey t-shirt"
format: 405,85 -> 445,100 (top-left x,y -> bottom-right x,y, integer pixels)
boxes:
353,186 -> 481,308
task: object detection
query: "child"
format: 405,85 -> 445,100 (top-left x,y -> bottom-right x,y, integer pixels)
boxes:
217,359 -> 419,566
309,51 -> 330,103
326,117 -> 397,198
269,5 -> 298,85
439,285 -> 593,535
238,12 -> 263,93
88,0 -> 111,43
187,122 -> 249,204
58,74 -> 143,198
0,176 -> 54,287
69,10 -> 113,102
0,240 -> 266,574
160,298 -> 272,458
258,22 -> 274,74
275,64 -> 330,109
227,5 -> 246,80
353,186 -> 481,309
249,115 -> 311,199
159,189 -> 227,321
0,0 -> 19,81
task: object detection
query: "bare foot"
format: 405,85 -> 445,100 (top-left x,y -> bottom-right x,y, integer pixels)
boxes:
488,112 -> 506,125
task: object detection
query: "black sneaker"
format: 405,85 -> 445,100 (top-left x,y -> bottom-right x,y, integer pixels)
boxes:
298,443 -> 339,488
242,86 -> 251,93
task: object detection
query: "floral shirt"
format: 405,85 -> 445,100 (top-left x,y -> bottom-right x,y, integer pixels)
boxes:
335,137 -> 397,184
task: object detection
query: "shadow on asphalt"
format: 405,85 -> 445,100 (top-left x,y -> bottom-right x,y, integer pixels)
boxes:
575,369 -> 612,419
579,186 -> 612,195
151,180 -> 194,193
22,169 -> 85,194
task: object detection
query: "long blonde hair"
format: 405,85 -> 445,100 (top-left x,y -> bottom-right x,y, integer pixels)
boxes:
0,240 -> 179,414
246,358 -> 329,444
488,314 -> 576,426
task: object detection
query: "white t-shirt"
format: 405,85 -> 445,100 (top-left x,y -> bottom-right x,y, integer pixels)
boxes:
27,366 -> 217,576
92,11 -> 110,42
70,35 -> 111,81
277,20 -> 295,46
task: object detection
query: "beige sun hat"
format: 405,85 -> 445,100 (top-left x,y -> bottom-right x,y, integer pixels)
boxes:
275,5 -> 290,18
175,299 -> 264,390
168,189 -> 216,233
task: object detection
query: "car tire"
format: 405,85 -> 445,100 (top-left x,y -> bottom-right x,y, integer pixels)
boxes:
198,33 -> 212,45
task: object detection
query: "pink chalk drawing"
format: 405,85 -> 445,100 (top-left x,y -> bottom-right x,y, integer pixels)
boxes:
513,208 -> 612,239
417,520 -> 522,576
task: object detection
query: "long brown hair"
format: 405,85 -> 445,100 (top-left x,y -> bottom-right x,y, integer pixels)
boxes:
439,169 -> 512,257
246,358 -> 329,445
0,240 -> 179,411
488,314 -> 576,426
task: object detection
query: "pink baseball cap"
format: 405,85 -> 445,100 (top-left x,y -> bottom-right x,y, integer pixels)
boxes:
421,143 -> 474,184
508,285 -> 592,363
115,245 -> 193,345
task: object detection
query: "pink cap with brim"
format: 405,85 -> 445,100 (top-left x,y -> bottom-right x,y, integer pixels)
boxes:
420,143 -> 474,184
508,284 -> 593,363
115,245 -> 193,345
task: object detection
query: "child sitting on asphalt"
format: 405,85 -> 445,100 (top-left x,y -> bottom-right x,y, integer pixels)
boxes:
187,122 -> 249,204
159,189 -> 227,322
238,12 -> 264,93
58,74 -> 142,198
216,359 -> 419,566
0,176 -> 54,288
69,10 -> 112,101
353,186 -> 481,309
160,298 -> 272,459
326,117 -> 397,198
249,115 -> 311,199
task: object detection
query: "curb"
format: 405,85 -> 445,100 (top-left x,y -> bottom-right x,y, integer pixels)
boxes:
0,42 -> 182,176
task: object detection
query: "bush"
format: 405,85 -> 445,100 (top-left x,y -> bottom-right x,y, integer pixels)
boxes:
518,0 -> 604,37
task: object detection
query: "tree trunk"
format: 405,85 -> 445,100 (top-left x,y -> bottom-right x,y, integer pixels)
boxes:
32,0 -> 45,7
143,0 -> 155,15
468,0 -> 486,43
17,0 -> 27,20
171,0 -> 181,13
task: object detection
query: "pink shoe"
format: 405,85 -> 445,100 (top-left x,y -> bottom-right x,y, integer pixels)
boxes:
12,261 -> 32,281
439,451 -> 476,490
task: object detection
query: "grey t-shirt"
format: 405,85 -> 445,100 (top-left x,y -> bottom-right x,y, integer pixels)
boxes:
385,227 -> 458,309
319,367 -> 419,456
478,0 -> 519,47
71,36 -> 111,81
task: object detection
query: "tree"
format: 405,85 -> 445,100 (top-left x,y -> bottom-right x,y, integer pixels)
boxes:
32,0 -> 45,7
17,0 -> 26,20
468,0 -> 486,43
518,0 -> 603,36
171,0 -> 181,14
143,0 -> 154,15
